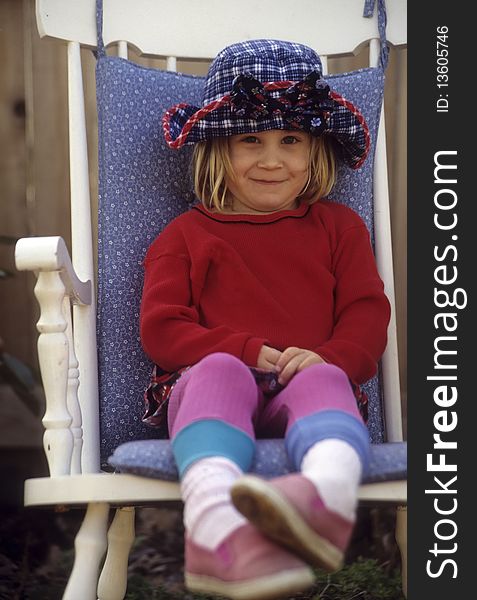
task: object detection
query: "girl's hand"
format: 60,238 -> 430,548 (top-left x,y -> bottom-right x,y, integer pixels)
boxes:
275,347 -> 324,385
257,345 -> 282,370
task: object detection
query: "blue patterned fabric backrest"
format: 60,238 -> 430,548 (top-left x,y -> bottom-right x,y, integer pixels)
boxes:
96,56 -> 386,468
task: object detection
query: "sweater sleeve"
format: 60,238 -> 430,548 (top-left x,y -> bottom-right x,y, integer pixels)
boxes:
314,224 -> 391,385
140,251 -> 266,372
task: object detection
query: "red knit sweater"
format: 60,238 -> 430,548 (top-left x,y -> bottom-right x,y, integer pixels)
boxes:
140,200 -> 390,385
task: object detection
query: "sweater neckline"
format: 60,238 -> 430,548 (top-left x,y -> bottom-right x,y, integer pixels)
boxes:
193,202 -> 310,224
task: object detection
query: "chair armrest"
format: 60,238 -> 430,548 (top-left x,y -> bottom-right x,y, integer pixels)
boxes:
15,235 -> 92,477
15,236 -> 91,306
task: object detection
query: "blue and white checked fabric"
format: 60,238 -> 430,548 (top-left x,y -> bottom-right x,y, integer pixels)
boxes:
163,39 -> 371,169
202,40 -> 323,104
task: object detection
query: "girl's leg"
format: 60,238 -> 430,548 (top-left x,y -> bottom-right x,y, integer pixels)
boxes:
257,362 -> 368,466
232,363 -> 369,572
168,352 -> 260,549
168,353 -> 314,598
168,352 -> 261,475
262,362 -> 368,520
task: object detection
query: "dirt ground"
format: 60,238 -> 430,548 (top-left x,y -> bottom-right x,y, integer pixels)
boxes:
0,502 -> 403,600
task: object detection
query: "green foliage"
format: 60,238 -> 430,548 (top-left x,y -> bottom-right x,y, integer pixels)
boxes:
124,557 -> 404,600
311,558 -> 405,600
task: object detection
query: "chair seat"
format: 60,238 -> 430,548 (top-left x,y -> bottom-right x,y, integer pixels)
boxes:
108,439 -> 407,484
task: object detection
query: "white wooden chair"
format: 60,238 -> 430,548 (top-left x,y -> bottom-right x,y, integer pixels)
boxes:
15,1 -> 407,598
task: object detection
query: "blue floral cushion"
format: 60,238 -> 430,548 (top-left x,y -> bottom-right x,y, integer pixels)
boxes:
109,439 -> 407,484
96,55 -> 387,468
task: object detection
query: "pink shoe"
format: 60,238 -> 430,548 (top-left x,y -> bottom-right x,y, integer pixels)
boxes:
185,523 -> 315,600
231,474 -> 354,572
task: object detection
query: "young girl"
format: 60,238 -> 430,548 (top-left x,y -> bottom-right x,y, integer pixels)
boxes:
140,39 -> 390,600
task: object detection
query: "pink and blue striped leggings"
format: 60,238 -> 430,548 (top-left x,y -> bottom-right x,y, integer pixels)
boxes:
168,353 -> 370,477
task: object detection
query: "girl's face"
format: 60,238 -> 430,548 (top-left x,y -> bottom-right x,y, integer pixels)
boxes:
226,130 -> 311,214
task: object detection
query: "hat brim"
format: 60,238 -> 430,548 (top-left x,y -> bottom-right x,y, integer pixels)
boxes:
163,85 -> 370,170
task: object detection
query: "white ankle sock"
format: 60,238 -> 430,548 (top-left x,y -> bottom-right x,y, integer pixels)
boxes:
181,456 -> 247,550
300,439 -> 362,521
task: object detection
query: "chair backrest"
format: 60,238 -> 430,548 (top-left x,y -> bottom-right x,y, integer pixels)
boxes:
35,0 -> 406,472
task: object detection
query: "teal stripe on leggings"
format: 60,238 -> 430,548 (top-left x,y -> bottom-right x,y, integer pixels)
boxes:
171,419 -> 256,477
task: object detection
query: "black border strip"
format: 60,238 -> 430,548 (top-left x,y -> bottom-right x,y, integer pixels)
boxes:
408,3 -> 472,597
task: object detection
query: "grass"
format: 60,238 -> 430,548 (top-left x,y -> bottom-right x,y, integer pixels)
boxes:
0,505 -> 405,600
123,558 -> 405,600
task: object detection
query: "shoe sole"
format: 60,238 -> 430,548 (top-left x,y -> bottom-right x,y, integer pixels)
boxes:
231,475 -> 344,572
185,566 -> 314,600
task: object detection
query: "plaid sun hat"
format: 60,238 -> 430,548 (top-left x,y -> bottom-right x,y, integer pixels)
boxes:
163,39 -> 370,169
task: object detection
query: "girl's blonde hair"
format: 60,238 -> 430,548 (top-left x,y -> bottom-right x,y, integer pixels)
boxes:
193,134 -> 337,212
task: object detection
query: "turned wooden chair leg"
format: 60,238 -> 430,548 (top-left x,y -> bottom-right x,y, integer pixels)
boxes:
97,507 -> 136,600
63,502 -> 110,600
396,505 -> 408,598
